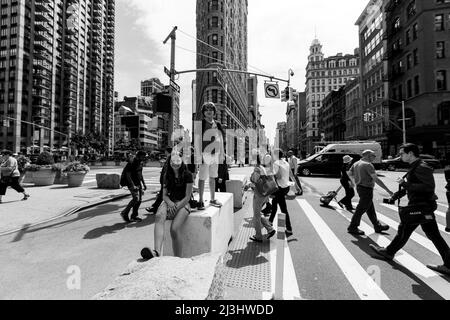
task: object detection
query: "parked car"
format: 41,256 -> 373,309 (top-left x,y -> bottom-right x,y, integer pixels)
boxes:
382,154 -> 442,171
297,153 -> 361,177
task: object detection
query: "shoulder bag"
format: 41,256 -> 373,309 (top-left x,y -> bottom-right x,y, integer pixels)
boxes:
254,166 -> 278,197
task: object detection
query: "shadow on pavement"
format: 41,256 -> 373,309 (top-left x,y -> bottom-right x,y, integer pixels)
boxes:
225,244 -> 269,269
83,212 -> 156,240
349,237 -> 445,300
11,202 -> 126,243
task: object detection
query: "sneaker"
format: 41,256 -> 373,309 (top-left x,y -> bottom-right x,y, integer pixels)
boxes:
445,228 -> 450,233
197,201 -> 205,210
130,217 -> 143,222
427,264 -> 450,276
120,212 -> 131,223
22,194 -> 30,201
266,229 -> 276,240
145,207 -> 157,214
348,227 -> 365,235
210,199 -> 222,208
370,244 -> 394,261
285,229 -> 293,237
374,224 -> 389,234
140,248 -> 160,260
337,201 -> 344,209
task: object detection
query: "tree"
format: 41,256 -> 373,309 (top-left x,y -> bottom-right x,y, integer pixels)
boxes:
69,131 -> 89,154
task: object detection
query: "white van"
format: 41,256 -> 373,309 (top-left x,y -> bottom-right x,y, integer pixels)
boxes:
319,141 -> 383,164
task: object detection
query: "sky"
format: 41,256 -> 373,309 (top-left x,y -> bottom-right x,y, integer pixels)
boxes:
115,0 -> 369,144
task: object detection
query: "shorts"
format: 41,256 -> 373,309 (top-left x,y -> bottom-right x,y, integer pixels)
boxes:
157,201 -> 191,221
198,153 -> 219,180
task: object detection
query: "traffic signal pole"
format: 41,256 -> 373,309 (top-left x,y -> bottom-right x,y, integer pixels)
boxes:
163,26 -> 178,148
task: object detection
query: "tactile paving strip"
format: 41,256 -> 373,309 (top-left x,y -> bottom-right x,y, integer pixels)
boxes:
222,197 -> 272,293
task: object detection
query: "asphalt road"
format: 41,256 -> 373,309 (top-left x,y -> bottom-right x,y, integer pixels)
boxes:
0,167 -> 449,300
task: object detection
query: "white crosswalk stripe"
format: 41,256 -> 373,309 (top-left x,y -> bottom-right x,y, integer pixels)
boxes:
297,199 -> 389,300
328,201 -> 450,300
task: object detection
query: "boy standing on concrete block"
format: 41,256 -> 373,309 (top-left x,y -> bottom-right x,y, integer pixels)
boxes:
197,102 -> 225,210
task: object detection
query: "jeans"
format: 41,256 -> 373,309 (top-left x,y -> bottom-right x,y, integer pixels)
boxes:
269,187 -> 292,231
387,220 -> 450,267
290,169 -> 303,193
349,185 -> 381,229
339,181 -> 355,209
252,191 -> 274,238
122,187 -> 144,219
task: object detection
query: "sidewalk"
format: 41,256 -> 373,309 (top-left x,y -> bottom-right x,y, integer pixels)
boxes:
0,183 -> 130,236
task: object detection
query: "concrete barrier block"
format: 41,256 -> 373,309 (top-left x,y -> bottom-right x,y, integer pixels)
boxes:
96,173 -> 121,189
226,174 -> 248,208
163,193 -> 234,258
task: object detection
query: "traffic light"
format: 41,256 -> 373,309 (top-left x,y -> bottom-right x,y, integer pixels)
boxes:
285,87 -> 290,101
154,93 -> 172,114
281,89 -> 287,102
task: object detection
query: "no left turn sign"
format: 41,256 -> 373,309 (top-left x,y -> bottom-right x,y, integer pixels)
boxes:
264,83 -> 280,99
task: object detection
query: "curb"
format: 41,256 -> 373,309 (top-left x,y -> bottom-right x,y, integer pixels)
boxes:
0,192 -> 131,238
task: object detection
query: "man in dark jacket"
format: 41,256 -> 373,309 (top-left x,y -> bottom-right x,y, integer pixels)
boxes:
120,151 -> 147,223
371,143 -> 450,276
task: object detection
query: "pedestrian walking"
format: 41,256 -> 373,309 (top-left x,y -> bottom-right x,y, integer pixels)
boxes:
444,165 -> 450,233
347,150 -> 393,235
370,143 -> 450,276
119,151 -> 147,223
287,150 -> 303,196
0,149 -> 30,204
197,102 -> 225,210
269,149 -> 294,237
249,151 -> 276,242
141,151 -> 194,259
337,155 -> 355,211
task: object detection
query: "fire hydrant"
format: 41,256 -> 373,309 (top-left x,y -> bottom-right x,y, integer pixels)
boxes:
445,166 -> 450,232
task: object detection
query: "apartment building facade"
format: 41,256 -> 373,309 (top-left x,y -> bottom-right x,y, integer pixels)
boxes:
0,0 -> 115,154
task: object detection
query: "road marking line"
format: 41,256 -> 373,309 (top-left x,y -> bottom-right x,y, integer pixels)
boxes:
264,211 -> 302,300
297,199 -> 389,300
330,201 -> 450,300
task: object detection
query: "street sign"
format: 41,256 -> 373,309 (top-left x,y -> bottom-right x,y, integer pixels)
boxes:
170,79 -> 180,93
264,83 -> 280,99
164,66 -> 171,77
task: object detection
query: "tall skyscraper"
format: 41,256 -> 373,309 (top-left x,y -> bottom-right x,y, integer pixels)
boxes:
0,0 -> 115,154
195,0 -> 249,131
356,0 -> 388,154
141,77 -> 164,97
304,39 -> 360,153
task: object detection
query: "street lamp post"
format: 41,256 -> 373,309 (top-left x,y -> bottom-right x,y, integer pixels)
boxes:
401,100 -> 406,145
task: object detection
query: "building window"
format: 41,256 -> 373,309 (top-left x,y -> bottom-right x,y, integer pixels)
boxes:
436,41 -> 445,58
436,70 -> 447,90
412,23 -> 418,39
435,14 -> 444,31
212,34 -> 218,45
437,101 -> 450,126
407,54 -> 412,69
211,16 -> 218,28
407,79 -> 412,98
406,1 -> 416,19
405,29 -> 411,45
414,75 -> 420,95
413,49 -> 419,65
393,17 -> 401,31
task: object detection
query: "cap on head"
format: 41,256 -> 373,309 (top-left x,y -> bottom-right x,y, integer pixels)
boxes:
343,155 -> 352,163
362,150 -> 375,157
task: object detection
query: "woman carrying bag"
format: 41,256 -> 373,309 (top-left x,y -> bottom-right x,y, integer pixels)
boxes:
249,151 -> 277,243
0,150 -> 30,204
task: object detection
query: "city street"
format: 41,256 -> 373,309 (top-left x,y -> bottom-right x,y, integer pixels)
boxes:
0,166 -> 448,300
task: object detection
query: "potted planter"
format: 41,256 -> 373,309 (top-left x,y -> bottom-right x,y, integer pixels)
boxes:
31,167 -> 57,186
64,162 -> 90,187
53,163 -> 68,184
27,152 -> 58,186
